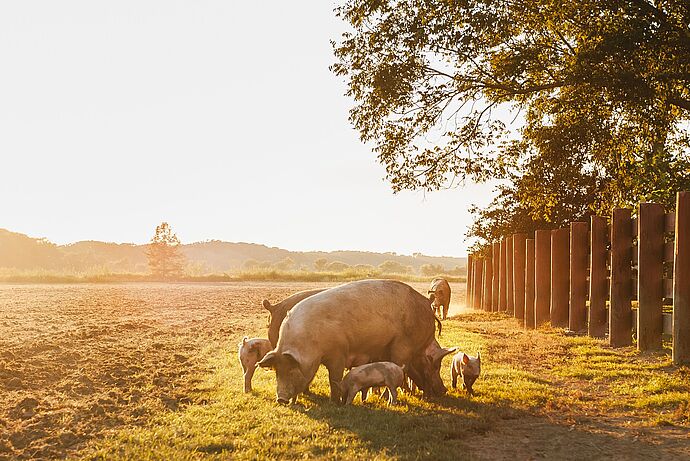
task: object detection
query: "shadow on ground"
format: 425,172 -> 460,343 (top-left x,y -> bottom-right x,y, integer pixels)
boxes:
290,385 -> 687,460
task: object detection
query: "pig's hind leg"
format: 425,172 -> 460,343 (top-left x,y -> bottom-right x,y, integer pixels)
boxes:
385,385 -> 398,405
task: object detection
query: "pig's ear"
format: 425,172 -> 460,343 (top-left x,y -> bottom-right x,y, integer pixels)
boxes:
477,351 -> 481,361
462,353 -> 470,365
263,299 -> 273,312
282,351 -> 301,367
429,293 -> 436,303
433,347 -> 456,363
257,351 -> 278,369
442,347 -> 458,358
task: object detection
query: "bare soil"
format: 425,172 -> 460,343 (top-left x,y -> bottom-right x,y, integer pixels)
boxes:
0,282 -> 334,460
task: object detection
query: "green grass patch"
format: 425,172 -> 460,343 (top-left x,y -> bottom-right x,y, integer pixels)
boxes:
79,315 -> 690,460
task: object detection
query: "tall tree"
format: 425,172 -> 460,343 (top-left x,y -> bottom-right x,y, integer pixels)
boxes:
146,222 -> 186,279
332,0 -> 690,246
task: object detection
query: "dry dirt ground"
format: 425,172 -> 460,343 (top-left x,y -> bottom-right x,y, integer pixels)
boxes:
0,281 -> 688,460
0,282 -> 340,460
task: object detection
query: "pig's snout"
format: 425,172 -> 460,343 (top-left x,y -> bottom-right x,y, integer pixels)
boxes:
277,397 -> 290,405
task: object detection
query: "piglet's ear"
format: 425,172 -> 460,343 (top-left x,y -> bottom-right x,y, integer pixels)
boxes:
257,351 -> 278,369
462,353 -> 470,365
477,351 -> 481,361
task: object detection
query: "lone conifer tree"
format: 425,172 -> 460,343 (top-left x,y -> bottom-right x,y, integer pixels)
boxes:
146,222 -> 186,279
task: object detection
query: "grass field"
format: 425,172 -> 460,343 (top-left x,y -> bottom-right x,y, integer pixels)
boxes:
0,282 -> 689,460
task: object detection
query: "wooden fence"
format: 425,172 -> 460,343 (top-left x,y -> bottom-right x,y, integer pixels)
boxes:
465,191 -> 690,365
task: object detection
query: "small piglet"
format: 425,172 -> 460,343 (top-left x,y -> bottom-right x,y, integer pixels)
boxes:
238,337 -> 272,393
335,362 -> 404,405
450,351 -> 481,395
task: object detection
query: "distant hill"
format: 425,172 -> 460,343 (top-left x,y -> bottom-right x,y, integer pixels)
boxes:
0,229 -> 467,275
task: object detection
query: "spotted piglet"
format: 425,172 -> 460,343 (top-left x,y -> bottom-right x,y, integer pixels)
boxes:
238,337 -> 272,393
450,351 -> 481,395
335,362 -> 405,405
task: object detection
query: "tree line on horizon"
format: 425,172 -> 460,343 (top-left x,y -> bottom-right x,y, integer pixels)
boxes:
0,227 -> 467,279
243,255 -> 464,277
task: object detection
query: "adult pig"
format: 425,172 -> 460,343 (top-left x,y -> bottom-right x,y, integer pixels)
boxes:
406,339 -> 457,396
428,277 -> 452,320
257,279 -> 442,404
263,289 -> 325,347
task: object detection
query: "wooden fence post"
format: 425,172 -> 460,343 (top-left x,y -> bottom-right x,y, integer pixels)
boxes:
469,256 -> 475,308
569,222 -> 589,333
535,230 -> 551,327
473,259 -> 484,310
492,243 -> 500,311
507,236 -> 514,315
525,238 -> 536,329
483,258 -> 493,311
610,208 -> 633,347
499,238 -> 508,312
513,233 -> 527,321
638,203 -> 664,351
673,192 -> 690,365
589,216 -> 608,338
466,254 -> 473,308
551,228 -> 570,328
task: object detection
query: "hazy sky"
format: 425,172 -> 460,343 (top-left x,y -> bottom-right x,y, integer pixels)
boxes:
0,1 -> 495,257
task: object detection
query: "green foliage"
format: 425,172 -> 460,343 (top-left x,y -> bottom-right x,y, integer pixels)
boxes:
333,0 -> 690,248
146,222 -> 186,279
419,263 -> 445,276
272,257 -> 296,271
326,261 -> 351,272
314,258 -> 329,271
377,260 -> 412,274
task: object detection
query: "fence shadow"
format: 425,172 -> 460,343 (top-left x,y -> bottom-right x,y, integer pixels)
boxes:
292,391 -> 685,460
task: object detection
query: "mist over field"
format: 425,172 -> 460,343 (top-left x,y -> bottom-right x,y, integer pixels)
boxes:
0,228 -> 466,276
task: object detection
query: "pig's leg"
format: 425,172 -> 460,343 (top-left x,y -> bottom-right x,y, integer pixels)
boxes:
359,387 -> 369,402
443,302 -> 449,320
451,362 -> 458,389
240,359 -> 253,393
381,387 -> 390,402
388,386 -> 398,405
243,367 -> 255,393
326,361 -> 346,403
345,387 -> 358,405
